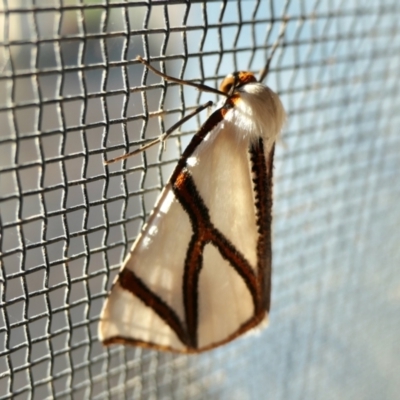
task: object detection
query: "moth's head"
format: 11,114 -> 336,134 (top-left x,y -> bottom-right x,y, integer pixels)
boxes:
219,72 -> 258,95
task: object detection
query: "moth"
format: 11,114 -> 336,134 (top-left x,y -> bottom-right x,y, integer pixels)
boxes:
99,31 -> 286,353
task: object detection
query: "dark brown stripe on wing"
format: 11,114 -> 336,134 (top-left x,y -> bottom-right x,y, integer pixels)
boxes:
210,229 -> 259,297
173,169 -> 259,347
118,269 -> 191,347
249,139 -> 274,312
173,169 -> 210,347
170,102 -> 232,183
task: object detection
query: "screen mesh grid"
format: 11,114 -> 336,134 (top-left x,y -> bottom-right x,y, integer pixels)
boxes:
0,0 -> 399,399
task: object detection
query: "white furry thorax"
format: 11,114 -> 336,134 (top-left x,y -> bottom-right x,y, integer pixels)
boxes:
223,82 -> 286,146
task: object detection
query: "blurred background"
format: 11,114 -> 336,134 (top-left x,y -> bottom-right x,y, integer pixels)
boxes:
0,0 -> 399,399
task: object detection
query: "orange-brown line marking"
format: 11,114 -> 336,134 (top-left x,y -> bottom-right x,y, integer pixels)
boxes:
170,102 -> 232,183
182,234 -> 205,347
173,169 -> 211,347
173,169 -> 259,347
249,139 -> 274,312
118,269 -> 191,347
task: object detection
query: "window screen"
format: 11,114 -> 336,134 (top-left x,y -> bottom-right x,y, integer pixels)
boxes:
1,1 -> 399,399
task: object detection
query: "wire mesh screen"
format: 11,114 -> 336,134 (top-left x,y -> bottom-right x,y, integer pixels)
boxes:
1,0 -> 399,399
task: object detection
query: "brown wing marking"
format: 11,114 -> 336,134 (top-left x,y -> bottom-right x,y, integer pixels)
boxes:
173,169 -> 262,348
171,136 -> 273,348
249,139 -> 274,312
113,268 -> 190,346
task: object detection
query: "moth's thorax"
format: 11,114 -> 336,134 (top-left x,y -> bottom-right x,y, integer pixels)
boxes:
220,74 -> 286,145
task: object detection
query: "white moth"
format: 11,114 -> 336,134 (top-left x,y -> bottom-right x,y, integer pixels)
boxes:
99,31 -> 286,353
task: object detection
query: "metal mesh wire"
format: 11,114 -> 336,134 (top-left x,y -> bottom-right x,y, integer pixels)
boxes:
1,0 -> 400,399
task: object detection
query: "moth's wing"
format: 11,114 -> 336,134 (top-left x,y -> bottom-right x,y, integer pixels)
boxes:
99,182 -> 192,352
99,118 -> 272,353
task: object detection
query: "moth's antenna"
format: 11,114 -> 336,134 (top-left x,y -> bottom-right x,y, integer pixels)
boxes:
258,17 -> 288,82
137,56 -> 228,97
105,101 -> 212,164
